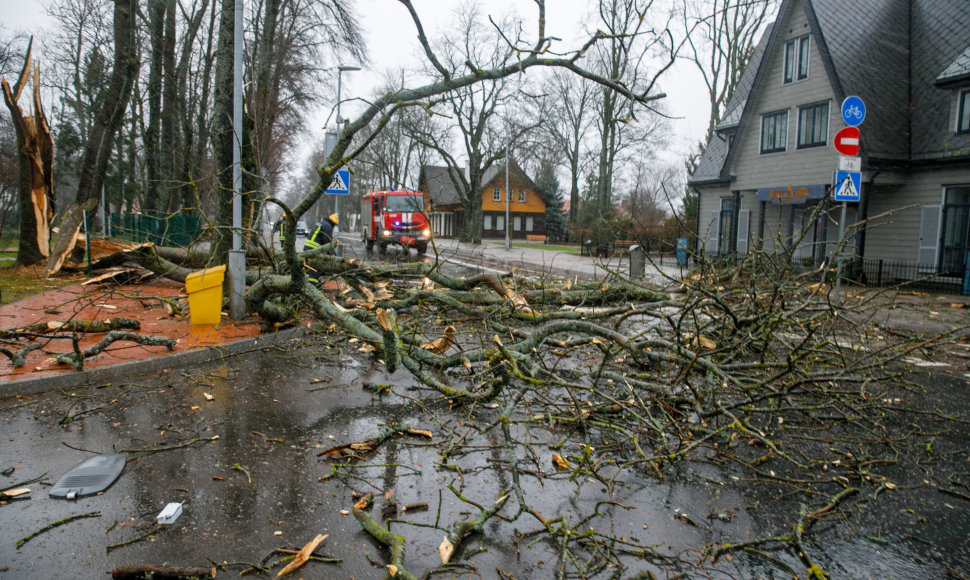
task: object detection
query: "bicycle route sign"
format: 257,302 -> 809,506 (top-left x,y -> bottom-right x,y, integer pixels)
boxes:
841,96 -> 866,127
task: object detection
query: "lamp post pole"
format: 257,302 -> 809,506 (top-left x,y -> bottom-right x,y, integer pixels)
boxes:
505,118 -> 510,251
334,65 -> 360,230
227,0 -> 246,320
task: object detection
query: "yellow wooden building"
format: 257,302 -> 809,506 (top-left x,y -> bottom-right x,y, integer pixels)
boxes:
421,162 -> 546,239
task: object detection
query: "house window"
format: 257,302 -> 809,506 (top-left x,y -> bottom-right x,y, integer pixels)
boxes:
959,90 -> 970,134
526,217 -> 534,232
513,216 -> 522,231
784,35 -> 810,83
518,189 -> 525,203
484,215 -> 492,230
797,102 -> 829,148
493,187 -> 501,202
940,186 -> 970,276
717,197 -> 737,254
495,216 -> 505,231
760,110 -> 788,153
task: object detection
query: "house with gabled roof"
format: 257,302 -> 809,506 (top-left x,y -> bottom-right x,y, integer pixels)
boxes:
689,0 -> 970,281
420,162 -> 546,240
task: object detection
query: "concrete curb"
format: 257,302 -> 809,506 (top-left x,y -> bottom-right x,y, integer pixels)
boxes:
0,325 -> 309,399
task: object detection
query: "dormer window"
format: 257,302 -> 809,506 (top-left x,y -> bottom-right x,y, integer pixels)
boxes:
784,35 -> 810,83
959,89 -> 970,134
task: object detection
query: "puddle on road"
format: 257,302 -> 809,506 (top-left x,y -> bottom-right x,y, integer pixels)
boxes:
0,333 -> 962,578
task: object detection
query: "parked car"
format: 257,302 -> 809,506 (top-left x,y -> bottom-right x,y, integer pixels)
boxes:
296,221 -> 309,236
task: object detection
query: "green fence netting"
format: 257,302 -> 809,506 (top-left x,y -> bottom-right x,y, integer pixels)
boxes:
109,213 -> 203,247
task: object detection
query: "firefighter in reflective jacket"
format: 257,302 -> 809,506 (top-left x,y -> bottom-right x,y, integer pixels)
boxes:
305,213 -> 338,252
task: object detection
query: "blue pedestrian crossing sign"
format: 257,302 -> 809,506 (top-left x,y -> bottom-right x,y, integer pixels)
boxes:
834,170 -> 861,202
326,169 -> 350,195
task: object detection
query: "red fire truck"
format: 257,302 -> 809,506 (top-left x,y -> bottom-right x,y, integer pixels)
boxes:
360,190 -> 431,255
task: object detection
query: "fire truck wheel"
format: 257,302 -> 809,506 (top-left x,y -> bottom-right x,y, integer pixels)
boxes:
366,238 -> 374,251
378,243 -> 388,255
416,242 -> 428,255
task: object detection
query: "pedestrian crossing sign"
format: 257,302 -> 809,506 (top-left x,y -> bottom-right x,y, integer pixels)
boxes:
326,169 -> 350,195
833,170 -> 861,202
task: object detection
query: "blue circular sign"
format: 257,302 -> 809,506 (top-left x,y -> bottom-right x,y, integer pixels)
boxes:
841,95 -> 866,126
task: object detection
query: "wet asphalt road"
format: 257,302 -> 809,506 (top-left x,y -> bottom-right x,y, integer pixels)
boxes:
0,334 -> 729,579
2,238 -> 969,578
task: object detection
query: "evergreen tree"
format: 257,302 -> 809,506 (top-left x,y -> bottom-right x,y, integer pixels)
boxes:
534,159 -> 567,242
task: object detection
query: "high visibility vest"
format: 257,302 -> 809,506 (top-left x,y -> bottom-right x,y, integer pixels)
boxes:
305,221 -> 334,249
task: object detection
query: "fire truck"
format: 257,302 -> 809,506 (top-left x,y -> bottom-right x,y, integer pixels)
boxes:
360,190 -> 431,255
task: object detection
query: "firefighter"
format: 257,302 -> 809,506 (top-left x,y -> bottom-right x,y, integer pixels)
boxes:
305,213 -> 339,252
273,213 -> 287,246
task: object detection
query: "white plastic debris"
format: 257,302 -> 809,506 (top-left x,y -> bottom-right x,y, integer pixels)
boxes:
156,502 -> 183,525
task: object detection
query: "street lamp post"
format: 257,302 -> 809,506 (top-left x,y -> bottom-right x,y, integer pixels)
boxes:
334,65 -> 360,230
504,118 -> 510,251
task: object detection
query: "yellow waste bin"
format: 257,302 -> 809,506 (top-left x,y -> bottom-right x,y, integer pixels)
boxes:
185,265 -> 226,325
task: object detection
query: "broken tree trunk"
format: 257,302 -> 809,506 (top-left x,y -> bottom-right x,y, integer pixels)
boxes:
1,37 -> 55,267
48,0 -> 139,269
44,199 -> 97,277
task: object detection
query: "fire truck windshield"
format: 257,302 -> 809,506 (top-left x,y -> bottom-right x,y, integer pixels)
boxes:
383,195 -> 422,213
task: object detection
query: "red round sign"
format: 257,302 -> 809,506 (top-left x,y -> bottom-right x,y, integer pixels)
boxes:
834,126 -> 860,156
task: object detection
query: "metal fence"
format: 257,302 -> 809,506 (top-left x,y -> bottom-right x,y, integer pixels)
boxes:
716,253 -> 970,296
109,213 -> 203,248
847,258 -> 965,295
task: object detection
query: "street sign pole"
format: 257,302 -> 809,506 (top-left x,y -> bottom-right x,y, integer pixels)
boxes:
834,202 -> 847,306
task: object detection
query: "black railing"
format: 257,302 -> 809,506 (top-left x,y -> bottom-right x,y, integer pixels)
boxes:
702,252 -> 969,296
847,258 -> 965,295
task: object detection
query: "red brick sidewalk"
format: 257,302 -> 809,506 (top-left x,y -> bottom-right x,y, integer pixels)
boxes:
0,278 -> 261,381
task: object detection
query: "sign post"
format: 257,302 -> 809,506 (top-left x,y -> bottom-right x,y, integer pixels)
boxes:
833,96 -> 866,306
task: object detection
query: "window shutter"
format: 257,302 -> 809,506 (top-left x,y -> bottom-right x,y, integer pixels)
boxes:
737,210 -> 750,255
705,210 -> 719,255
918,205 -> 941,272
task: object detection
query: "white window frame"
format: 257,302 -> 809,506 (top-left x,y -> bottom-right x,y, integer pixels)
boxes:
797,101 -> 829,149
513,216 -> 522,231
958,89 -> 970,134
495,215 -> 505,231
760,110 -> 789,154
484,215 -> 492,230
493,187 -> 501,202
526,216 -> 534,231
518,189 -> 526,203
784,34 -> 810,84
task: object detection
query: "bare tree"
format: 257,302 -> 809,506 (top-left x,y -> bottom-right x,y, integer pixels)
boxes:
683,0 -> 777,144
401,5 -> 524,243
538,70 -> 595,226
44,0 -> 139,275
354,76 -> 434,192
589,0 -> 678,220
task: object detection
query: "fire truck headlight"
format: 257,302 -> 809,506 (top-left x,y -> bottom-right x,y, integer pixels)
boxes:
422,228 -> 431,238
382,229 -> 391,237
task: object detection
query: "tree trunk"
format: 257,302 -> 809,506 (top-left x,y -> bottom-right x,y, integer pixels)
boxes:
1,39 -> 55,266
47,0 -> 138,275
71,0 -> 139,210
160,0 -> 178,212
211,0 -> 235,266
144,0 -> 165,212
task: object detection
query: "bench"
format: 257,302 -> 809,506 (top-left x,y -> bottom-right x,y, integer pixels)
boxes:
526,234 -> 547,242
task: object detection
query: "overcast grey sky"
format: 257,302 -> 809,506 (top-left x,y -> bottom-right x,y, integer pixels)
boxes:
0,0 -> 713,167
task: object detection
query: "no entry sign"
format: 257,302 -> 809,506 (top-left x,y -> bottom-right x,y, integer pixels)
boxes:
834,126 -> 860,156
